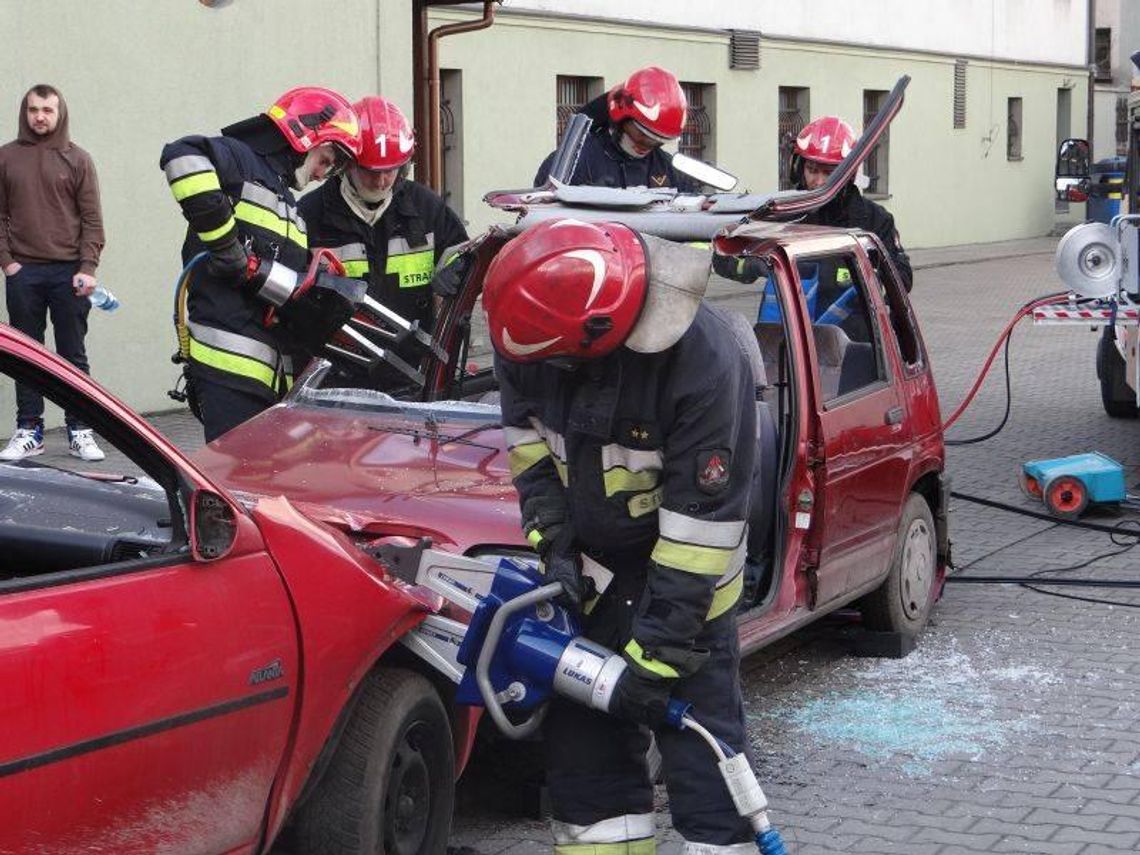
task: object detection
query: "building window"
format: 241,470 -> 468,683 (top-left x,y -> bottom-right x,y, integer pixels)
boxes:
440,69 -> 463,218
1007,97 -> 1023,161
778,86 -> 810,190
680,82 -> 713,163
953,60 -> 967,129
556,75 -> 603,143
1095,28 -> 1113,82
863,89 -> 890,196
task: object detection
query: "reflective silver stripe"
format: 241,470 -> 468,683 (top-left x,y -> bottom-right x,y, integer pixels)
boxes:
551,813 -> 656,844
240,182 -> 306,234
601,443 -> 662,473
241,181 -> 282,210
188,320 -> 282,367
504,426 -> 542,448
530,417 -> 567,462
331,242 -> 369,262
387,232 -> 436,255
256,261 -> 299,306
658,508 -> 745,549
164,155 -> 215,182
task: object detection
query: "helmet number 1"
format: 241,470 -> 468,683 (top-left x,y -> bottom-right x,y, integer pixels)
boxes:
819,134 -> 830,151
376,134 -> 387,158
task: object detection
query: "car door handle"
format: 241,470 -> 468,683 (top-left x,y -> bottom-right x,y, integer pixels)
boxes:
884,406 -> 903,425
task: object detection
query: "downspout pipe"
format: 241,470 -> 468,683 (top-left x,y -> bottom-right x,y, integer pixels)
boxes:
425,1 -> 496,193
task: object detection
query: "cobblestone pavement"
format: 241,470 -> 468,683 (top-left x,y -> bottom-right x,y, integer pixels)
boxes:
32,236 -> 1140,854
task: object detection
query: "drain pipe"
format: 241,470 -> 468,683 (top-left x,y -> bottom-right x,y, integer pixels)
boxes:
423,1 -> 497,193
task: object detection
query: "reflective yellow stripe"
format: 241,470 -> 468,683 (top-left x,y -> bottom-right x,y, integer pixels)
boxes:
603,467 -> 660,497
198,216 -> 236,244
527,529 -> 544,548
555,843 -> 655,855
837,266 -> 852,284
707,570 -> 743,620
386,249 -> 435,288
170,171 -> 222,202
623,639 -> 679,680
234,201 -> 308,249
628,488 -> 663,519
342,259 -> 370,277
508,442 -> 550,478
650,538 -> 735,575
189,336 -> 277,389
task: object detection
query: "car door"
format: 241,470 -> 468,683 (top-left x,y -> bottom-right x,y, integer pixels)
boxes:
799,244 -> 915,604
0,338 -> 299,855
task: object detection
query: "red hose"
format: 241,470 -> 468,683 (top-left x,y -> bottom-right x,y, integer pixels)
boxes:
941,295 -> 1068,431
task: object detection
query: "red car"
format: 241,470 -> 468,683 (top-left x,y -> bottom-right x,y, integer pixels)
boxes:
1,81 -> 945,855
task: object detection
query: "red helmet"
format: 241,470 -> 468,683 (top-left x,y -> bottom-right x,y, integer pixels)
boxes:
794,116 -> 858,165
607,66 -> 687,142
483,219 -> 648,362
353,96 -> 415,171
266,86 -> 362,158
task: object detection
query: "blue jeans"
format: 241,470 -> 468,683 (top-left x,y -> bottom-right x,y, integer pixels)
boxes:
4,261 -> 91,430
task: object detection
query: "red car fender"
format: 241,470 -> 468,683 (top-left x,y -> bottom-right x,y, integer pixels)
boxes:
247,496 -> 435,845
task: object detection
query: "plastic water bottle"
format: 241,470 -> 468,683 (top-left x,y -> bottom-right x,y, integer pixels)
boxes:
88,285 -> 120,312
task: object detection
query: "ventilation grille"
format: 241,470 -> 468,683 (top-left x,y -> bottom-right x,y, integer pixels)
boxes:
953,60 -> 967,129
730,30 -> 761,70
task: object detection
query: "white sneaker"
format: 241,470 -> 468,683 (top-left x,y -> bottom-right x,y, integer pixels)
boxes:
69,429 -> 106,462
0,427 -> 44,461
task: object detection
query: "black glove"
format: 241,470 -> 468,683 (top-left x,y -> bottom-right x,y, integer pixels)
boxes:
522,495 -> 568,556
609,668 -> 673,728
431,250 -> 471,299
206,237 -> 248,283
542,548 -> 597,614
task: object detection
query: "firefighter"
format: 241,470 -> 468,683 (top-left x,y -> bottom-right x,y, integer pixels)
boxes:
534,66 -> 693,191
791,115 -> 913,292
160,86 -> 361,441
299,95 -> 467,388
484,218 -> 762,854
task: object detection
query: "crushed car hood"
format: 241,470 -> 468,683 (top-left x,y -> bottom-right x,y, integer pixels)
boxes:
190,402 -> 525,552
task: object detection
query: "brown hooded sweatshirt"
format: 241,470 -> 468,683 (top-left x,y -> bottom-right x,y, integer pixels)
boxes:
0,90 -> 104,274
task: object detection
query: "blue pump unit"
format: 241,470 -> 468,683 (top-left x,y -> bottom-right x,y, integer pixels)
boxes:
1020,451 -> 1129,519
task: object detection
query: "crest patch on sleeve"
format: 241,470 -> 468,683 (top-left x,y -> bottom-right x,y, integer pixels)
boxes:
696,448 -> 731,493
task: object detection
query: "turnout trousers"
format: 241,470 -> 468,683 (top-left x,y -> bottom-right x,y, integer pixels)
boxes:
544,557 -> 755,853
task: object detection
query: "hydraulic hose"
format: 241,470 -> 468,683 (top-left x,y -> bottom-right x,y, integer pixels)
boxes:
941,293 -> 1069,431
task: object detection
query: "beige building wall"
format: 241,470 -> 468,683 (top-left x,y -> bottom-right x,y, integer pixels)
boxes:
0,1 -> 1087,424
0,0 -> 414,423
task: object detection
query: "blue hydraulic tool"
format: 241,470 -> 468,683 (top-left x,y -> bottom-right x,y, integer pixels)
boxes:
448,557 -> 788,855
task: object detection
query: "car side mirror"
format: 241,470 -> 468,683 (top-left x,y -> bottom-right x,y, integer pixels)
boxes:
190,489 -> 238,561
1055,138 -> 1090,200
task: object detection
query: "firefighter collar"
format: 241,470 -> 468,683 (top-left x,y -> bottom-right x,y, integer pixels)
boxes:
624,233 -> 711,354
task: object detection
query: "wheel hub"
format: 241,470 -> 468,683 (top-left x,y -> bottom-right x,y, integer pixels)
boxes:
899,518 -> 933,620
383,722 -> 432,855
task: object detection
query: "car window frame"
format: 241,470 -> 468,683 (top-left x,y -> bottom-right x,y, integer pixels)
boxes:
0,352 -> 194,594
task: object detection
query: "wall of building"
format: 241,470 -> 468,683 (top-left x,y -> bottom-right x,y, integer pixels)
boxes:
508,0 -> 1089,66
0,0 -> 1089,424
434,6 -> 1087,249
0,0 -> 414,423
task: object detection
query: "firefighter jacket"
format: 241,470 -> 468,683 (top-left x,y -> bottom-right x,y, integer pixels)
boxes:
498,303 -> 759,680
160,133 -> 308,403
534,127 -> 693,192
804,185 -> 913,292
297,177 -> 467,331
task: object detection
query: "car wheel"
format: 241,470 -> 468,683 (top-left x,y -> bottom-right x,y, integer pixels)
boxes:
860,493 -> 937,637
1096,331 -> 1138,419
292,668 -> 454,855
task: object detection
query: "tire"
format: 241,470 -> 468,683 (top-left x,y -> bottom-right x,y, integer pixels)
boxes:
860,493 -> 937,637
1042,475 -> 1089,520
1096,331 -> 1138,419
292,668 -> 454,855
